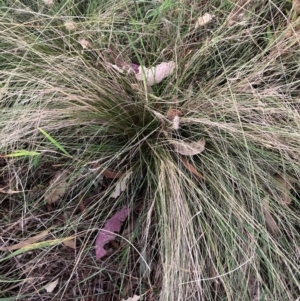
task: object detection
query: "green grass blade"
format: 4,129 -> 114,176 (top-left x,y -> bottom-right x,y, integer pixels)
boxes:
38,128 -> 72,157
6,150 -> 40,157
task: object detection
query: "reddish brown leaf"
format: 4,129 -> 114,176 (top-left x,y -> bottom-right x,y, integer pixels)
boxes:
95,206 -> 130,259
273,174 -> 294,205
182,157 -> 206,180
102,169 -> 123,179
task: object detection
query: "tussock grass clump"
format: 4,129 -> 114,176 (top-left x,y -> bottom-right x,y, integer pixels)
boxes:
0,0 -> 299,300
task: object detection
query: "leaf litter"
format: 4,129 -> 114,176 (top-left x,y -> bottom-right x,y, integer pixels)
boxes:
121,295 -> 140,301
170,138 -> 206,156
135,61 -> 176,86
95,206 -> 130,259
111,170 -> 132,198
195,13 -> 215,28
262,173 -> 296,234
272,173 -> 295,206
44,170 -> 70,206
107,60 -> 176,86
44,278 -> 59,293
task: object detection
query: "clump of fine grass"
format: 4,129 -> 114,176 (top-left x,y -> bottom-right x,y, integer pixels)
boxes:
0,0 -> 300,300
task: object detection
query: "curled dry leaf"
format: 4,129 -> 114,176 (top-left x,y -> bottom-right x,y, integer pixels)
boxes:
293,0 -> 300,13
172,115 -> 180,130
226,0 -> 254,26
262,196 -> 279,235
43,0 -> 53,5
111,170 -> 132,198
45,170 -> 69,205
195,13 -> 214,28
0,228 -> 50,251
181,157 -> 205,180
78,38 -> 91,50
102,168 -> 123,179
272,174 -> 294,205
44,278 -> 59,293
63,238 -> 76,249
135,61 -> 176,86
95,206 -> 130,259
64,21 -> 76,31
106,54 -> 175,86
170,138 -> 205,156
167,109 -> 182,130
121,295 -> 141,301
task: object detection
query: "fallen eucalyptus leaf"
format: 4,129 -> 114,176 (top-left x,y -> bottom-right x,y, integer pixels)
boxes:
43,0 -> 53,5
78,38 -> 91,50
135,61 -> 176,86
63,238 -> 76,249
181,157 -> 206,180
272,174 -> 294,205
44,278 -> 59,293
95,206 -> 130,259
195,13 -> 214,28
294,0 -> 300,13
167,109 -> 182,130
45,170 -> 69,205
121,295 -> 140,301
111,170 -> 132,199
170,138 -> 205,156
64,21 -> 76,31
227,0 -> 254,26
262,197 -> 279,235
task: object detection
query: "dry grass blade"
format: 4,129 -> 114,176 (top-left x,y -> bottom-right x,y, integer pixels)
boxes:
0,229 -> 51,251
0,186 -> 21,194
0,0 -> 299,300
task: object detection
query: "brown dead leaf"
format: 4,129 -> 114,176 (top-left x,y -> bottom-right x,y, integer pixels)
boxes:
43,0 -> 53,5
63,238 -> 76,249
45,170 -> 69,205
170,138 -> 205,156
135,61 -> 176,86
272,173 -> 294,205
182,157 -> 205,180
293,0 -> 300,13
78,38 -> 91,50
78,199 -> 85,212
227,0 -> 255,26
0,228 -> 50,251
102,168 -> 123,179
44,278 -> 59,293
262,197 -> 279,235
64,21 -> 77,31
167,109 -> 182,130
110,171 -> 132,199
195,13 -> 214,29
